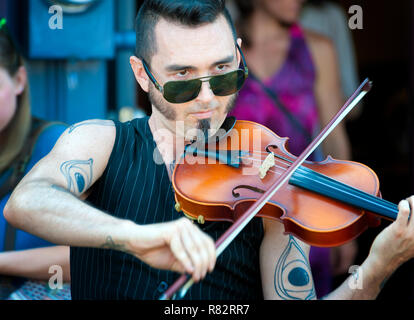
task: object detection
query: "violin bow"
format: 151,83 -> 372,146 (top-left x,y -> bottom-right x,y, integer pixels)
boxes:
159,78 -> 373,300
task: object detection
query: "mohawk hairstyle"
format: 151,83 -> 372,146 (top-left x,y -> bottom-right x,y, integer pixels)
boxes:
135,0 -> 237,63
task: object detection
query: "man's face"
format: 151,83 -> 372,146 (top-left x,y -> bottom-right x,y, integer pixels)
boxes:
145,14 -> 240,141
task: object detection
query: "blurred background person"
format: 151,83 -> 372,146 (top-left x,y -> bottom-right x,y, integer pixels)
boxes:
300,0 -> 360,113
227,0 -> 356,297
0,18 -> 70,300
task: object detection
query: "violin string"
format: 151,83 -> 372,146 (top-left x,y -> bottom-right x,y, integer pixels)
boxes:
212,148 -> 295,166
207,149 -> 302,176
238,155 -> 287,168
238,155 -> 397,212
238,154 -> 292,171
237,152 -> 318,179
247,150 -> 295,166
238,156 -> 288,173
241,150 -> 317,175
247,150 -> 290,157
237,156 -> 297,178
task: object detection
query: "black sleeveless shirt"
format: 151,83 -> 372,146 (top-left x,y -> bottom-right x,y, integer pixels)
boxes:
70,117 -> 264,300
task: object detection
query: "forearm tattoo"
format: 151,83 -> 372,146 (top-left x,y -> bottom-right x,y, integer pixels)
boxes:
60,158 -> 94,194
101,236 -> 132,254
68,120 -> 114,134
274,235 -> 316,300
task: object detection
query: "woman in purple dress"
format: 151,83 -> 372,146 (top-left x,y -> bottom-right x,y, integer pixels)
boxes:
230,0 -> 356,297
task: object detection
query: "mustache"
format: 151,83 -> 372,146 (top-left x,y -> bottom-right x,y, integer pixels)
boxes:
187,102 -> 219,114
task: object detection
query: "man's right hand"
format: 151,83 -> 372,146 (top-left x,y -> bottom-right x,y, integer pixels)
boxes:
125,217 -> 217,282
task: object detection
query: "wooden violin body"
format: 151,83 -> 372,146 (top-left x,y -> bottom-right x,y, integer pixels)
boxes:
173,120 -> 382,247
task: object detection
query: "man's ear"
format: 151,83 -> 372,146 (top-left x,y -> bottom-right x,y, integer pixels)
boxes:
130,56 -> 150,93
13,66 -> 27,96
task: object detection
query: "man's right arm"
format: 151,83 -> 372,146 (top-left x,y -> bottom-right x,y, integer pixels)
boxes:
4,120 -> 124,248
3,120 -> 216,282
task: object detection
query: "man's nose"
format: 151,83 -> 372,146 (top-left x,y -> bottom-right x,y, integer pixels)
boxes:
196,80 -> 215,104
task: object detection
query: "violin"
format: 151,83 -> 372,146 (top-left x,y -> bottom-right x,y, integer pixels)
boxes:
173,119 -> 396,246
161,78 -> 397,299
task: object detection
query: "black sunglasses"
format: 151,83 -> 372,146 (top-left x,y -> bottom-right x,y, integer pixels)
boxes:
142,44 -> 249,104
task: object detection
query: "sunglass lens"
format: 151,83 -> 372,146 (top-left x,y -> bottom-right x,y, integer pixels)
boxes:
164,79 -> 202,103
210,70 -> 246,96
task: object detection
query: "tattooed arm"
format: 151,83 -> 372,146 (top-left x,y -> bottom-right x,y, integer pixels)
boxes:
4,119 -> 216,282
4,120 -> 119,246
260,219 -> 316,300
260,218 -> 392,300
262,196 -> 414,300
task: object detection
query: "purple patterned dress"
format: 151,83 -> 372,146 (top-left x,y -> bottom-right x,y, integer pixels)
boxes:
230,24 -> 332,298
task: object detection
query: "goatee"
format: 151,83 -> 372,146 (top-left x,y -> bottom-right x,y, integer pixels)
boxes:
197,119 -> 211,142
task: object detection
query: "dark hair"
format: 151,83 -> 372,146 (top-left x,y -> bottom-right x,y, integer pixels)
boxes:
305,0 -> 329,6
234,0 -> 254,48
135,0 -> 237,62
0,22 -> 20,76
0,19 -> 32,172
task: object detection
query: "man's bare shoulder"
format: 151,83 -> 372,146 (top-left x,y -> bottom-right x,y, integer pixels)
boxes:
51,119 -> 117,164
59,119 -> 116,145
21,119 -> 118,198
66,119 -> 116,135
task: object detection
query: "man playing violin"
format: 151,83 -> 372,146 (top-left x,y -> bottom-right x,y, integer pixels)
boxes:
4,0 -> 414,300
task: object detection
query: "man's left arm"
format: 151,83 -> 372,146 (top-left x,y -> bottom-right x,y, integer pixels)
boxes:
261,197 -> 414,300
260,218 -> 316,300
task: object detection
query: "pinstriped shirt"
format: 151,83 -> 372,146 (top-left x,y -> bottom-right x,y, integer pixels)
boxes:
70,116 -> 264,300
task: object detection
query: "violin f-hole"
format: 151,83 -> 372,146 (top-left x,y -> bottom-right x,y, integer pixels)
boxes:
232,185 -> 266,198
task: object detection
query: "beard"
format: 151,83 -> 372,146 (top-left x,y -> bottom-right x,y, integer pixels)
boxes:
198,118 -> 210,134
148,85 -> 177,121
148,84 -> 238,125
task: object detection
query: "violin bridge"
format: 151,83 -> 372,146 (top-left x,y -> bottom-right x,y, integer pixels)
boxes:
259,152 -> 275,179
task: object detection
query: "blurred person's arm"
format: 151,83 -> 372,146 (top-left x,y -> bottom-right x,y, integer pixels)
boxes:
301,2 -> 361,119
306,31 -> 351,161
324,3 -> 360,106
0,246 -> 70,282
